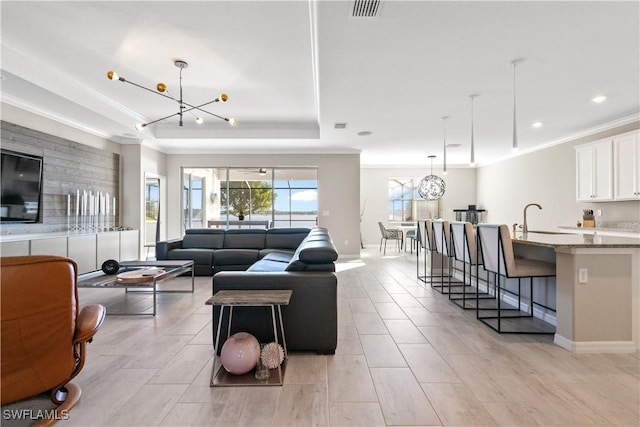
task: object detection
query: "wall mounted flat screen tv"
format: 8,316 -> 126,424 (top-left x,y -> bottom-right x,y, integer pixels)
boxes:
1,150 -> 44,223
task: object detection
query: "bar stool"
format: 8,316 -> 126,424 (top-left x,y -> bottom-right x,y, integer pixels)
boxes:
475,224 -> 556,334
449,221 -> 493,309
417,219 -> 443,285
416,220 -> 425,279
431,220 -> 464,294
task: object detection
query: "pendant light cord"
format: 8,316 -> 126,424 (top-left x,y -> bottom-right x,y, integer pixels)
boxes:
470,94 -> 477,166
512,61 -> 518,151
441,116 -> 449,174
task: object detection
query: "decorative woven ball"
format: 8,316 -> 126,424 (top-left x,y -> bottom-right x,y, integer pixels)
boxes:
260,342 -> 285,369
220,332 -> 260,375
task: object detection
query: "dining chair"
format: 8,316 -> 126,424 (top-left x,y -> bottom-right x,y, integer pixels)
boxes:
403,222 -> 418,254
475,224 -> 556,334
377,222 -> 403,255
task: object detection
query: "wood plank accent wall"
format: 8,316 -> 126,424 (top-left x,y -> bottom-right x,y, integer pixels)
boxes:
1,121 -> 119,235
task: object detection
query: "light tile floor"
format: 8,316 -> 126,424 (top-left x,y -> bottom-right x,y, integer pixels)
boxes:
6,248 -> 638,426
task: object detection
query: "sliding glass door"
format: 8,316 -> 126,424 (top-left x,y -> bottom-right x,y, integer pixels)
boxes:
180,167 -> 317,233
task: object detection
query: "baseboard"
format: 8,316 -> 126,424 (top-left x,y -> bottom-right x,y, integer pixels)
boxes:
554,334 -> 637,353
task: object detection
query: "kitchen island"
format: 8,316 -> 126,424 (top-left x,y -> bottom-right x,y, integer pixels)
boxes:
512,231 -> 640,353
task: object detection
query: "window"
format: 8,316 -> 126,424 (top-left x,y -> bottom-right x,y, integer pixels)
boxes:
180,167 -> 317,232
272,169 -> 318,228
183,172 -> 205,230
388,179 -> 414,222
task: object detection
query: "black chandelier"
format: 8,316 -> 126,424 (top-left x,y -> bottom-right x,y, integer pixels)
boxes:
107,60 -> 237,131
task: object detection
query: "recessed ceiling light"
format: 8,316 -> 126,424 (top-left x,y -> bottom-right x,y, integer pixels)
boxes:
591,95 -> 607,103
532,121 -> 543,128
334,123 -> 347,129
357,131 -> 372,136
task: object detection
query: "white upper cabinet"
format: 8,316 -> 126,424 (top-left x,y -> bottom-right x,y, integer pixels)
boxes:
613,131 -> 640,200
576,139 -> 613,202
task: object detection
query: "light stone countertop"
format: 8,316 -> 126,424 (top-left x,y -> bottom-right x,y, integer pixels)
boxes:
512,231 -> 640,249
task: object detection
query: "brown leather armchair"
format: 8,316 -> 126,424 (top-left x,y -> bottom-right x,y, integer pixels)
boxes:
1,255 -> 106,423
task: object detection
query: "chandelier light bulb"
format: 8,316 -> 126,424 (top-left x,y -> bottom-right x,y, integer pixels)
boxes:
134,123 -> 146,132
156,82 -> 167,93
195,116 -> 204,125
228,117 -> 237,126
107,70 -> 118,80
219,93 -> 229,102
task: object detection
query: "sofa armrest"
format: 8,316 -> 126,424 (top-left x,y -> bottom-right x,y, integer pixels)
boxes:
74,304 -> 106,343
156,239 -> 183,260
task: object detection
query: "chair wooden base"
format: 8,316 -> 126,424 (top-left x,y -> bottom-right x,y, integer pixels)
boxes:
33,382 -> 81,427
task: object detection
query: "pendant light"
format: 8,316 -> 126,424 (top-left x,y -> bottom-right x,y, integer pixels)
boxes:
417,155 -> 446,200
469,94 -> 477,166
511,59 -> 523,152
442,116 -> 449,175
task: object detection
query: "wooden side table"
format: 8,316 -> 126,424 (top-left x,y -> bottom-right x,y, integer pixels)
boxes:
205,289 -> 292,386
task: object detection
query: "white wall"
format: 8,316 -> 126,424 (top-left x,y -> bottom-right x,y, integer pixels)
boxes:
164,153 -> 361,257
120,145 -> 142,235
360,166 -> 477,247
477,122 -> 640,230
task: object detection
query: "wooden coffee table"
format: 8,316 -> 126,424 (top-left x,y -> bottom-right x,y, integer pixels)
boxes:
78,260 -> 194,316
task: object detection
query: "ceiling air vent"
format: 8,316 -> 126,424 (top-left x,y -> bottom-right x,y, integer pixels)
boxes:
334,123 -> 347,129
352,0 -> 381,18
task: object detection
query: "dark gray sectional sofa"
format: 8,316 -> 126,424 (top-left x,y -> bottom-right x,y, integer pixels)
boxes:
156,227 -> 315,275
157,226 -> 338,354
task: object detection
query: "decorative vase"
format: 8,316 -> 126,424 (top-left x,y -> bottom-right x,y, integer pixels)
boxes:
254,344 -> 270,380
220,332 -> 260,375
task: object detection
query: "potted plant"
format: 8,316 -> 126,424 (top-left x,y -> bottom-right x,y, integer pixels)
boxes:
221,181 -> 274,221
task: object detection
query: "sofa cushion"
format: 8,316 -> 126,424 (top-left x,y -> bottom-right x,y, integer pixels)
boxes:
223,229 -> 266,249
285,238 -> 338,272
213,249 -> 260,266
183,229 -> 225,249
167,248 -> 213,265
265,228 -> 310,250
246,259 -> 289,272
260,251 -> 294,263
294,240 -> 338,264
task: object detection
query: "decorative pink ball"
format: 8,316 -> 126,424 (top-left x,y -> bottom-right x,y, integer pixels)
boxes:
220,332 -> 260,375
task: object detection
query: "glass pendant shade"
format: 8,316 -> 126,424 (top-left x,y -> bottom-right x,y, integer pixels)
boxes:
511,61 -> 519,152
418,175 -> 446,200
418,155 -> 445,200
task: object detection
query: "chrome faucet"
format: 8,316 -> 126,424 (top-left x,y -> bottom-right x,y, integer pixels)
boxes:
523,203 -> 542,234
